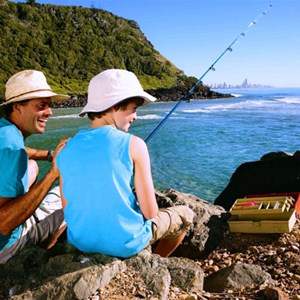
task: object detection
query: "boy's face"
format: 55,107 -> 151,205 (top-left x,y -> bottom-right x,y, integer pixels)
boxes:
114,101 -> 139,132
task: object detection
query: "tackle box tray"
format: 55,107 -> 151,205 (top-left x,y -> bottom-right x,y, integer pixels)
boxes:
228,192 -> 300,233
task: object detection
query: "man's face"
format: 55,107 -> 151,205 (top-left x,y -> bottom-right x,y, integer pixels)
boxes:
14,98 -> 52,137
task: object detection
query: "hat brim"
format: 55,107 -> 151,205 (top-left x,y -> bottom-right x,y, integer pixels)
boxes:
79,91 -> 156,117
1,91 -> 70,106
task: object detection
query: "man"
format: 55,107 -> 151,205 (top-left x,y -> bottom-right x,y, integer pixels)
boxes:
0,70 -> 70,264
57,69 -> 194,258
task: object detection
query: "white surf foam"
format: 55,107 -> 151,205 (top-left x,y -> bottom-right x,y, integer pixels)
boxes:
51,114 -> 80,119
182,100 -> 271,113
138,114 -> 163,120
273,97 -> 300,104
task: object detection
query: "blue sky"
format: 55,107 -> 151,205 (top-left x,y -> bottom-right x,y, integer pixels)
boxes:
13,0 -> 300,87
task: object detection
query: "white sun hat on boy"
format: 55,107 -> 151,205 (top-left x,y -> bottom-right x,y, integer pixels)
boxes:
80,69 -> 156,116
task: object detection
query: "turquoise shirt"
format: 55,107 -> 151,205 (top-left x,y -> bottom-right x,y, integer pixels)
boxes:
0,118 -> 27,250
57,126 -> 152,258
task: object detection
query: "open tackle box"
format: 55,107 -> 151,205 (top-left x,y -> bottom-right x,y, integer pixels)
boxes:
228,192 -> 300,233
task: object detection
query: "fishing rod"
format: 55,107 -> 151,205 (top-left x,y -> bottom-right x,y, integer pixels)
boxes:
145,4 -> 272,144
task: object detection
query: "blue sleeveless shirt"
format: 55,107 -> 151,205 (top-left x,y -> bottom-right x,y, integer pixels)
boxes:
57,126 -> 152,258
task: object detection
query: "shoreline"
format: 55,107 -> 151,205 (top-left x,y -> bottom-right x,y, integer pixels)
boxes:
51,88 -> 233,109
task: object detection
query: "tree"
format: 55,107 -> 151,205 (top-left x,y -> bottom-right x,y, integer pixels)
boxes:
26,0 -> 37,5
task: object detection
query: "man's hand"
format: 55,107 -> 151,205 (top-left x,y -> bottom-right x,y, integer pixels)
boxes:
49,138 -> 70,179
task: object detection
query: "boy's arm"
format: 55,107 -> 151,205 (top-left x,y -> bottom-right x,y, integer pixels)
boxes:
130,136 -> 158,219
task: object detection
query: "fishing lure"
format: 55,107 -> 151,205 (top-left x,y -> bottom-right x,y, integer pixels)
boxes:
145,4 -> 272,143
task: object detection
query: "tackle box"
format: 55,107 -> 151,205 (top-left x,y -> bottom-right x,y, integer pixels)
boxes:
228,192 -> 300,233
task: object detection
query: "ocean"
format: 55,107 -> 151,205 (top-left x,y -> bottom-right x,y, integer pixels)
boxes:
26,87 -> 300,203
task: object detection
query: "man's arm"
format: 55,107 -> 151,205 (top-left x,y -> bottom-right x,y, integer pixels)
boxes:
0,139 -> 67,236
26,147 -> 52,161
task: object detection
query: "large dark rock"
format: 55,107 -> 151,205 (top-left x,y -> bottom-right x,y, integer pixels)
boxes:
214,153 -> 300,211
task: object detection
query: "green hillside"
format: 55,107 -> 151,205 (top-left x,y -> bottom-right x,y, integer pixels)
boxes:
0,0 -> 187,100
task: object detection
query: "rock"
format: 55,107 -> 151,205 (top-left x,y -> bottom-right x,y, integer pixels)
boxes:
203,263 -> 273,293
127,250 -> 171,300
167,257 -> 204,294
145,265 -> 170,300
127,250 -> 204,299
11,260 -> 127,300
50,87 -> 233,109
214,154 -> 300,210
260,151 -> 293,161
257,286 -> 289,300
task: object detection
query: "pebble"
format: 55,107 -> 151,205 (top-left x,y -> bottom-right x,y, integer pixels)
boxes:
292,274 -> 300,283
291,244 -> 300,251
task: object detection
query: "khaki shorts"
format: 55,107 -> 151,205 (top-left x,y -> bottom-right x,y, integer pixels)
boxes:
150,205 -> 194,244
0,186 -> 64,264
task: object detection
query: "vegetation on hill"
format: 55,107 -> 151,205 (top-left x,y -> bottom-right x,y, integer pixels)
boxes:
0,0 -> 184,99
0,0 -> 230,103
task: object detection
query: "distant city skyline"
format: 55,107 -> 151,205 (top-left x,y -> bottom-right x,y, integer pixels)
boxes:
208,78 -> 273,89
12,0 -> 300,88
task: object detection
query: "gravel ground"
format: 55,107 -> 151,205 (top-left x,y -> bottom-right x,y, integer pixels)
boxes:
89,217 -> 300,300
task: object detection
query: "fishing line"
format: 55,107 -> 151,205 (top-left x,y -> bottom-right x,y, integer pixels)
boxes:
145,4 -> 272,144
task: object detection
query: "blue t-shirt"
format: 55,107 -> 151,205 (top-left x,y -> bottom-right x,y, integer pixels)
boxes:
0,117 -> 27,250
57,126 -> 152,258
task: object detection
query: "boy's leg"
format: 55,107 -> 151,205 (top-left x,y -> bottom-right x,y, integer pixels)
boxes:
150,206 -> 194,258
153,231 -> 187,257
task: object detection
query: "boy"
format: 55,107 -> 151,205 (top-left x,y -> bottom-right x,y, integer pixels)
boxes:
57,69 -> 194,258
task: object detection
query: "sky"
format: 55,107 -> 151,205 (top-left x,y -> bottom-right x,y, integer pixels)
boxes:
12,0 -> 300,87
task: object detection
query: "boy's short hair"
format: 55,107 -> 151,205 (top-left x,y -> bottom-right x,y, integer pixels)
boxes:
87,97 -> 144,121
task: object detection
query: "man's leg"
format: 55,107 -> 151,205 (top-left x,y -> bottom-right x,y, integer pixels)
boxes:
25,186 -> 65,247
27,159 -> 39,189
0,186 -> 65,264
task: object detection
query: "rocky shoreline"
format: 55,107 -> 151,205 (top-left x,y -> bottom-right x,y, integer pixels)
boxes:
51,87 -> 233,109
1,153 -> 299,300
97,219 -> 300,300
0,189 -> 299,300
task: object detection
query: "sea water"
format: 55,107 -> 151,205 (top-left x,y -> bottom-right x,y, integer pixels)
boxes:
26,88 -> 300,203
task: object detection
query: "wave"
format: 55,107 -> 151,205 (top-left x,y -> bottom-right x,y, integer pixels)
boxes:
182,108 -> 210,113
138,114 -> 163,120
182,100 -> 272,113
51,114 -> 81,119
51,113 -> 182,121
273,97 -> 300,104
